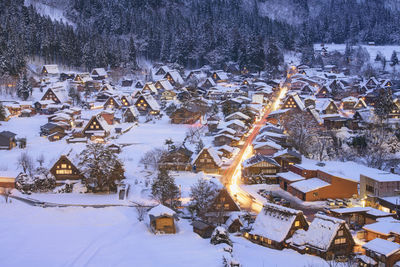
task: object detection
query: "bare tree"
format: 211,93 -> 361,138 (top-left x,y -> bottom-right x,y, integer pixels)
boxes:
17,152 -> 34,176
135,205 -> 148,222
36,154 -> 45,167
281,110 -> 323,156
139,148 -> 167,171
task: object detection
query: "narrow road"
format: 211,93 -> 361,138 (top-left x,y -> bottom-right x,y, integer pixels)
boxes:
223,86 -> 288,213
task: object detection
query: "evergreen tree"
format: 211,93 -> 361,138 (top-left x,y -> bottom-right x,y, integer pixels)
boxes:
151,169 -> 180,209
391,51 -> 399,66
189,178 -> 218,218
17,72 -> 31,100
128,36 -> 138,69
79,143 -> 125,192
375,88 -> 395,123
0,103 -> 6,121
265,40 -> 284,78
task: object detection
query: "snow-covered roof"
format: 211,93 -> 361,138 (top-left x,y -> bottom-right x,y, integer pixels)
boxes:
217,128 -> 236,136
250,203 -> 304,243
143,94 -> 160,111
285,93 -> 305,110
92,68 -> 107,77
148,204 -> 176,217
224,119 -> 246,129
43,64 -> 59,74
142,82 -> 158,94
290,214 -> 346,251
156,79 -> 174,91
330,207 -> 393,218
314,98 -> 336,113
213,70 -> 229,80
363,238 -> 400,257
165,71 -> 184,84
253,141 -> 282,151
226,112 -> 251,121
123,106 -> 139,118
363,220 -> 400,236
277,172 -> 306,182
192,147 -> 222,167
242,154 -> 279,168
289,178 -> 330,193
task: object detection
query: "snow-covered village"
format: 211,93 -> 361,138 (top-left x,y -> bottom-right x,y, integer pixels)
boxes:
2,1 -> 400,266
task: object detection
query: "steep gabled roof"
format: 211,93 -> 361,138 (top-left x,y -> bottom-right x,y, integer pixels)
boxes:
290,214 -> 348,251
250,203 -> 305,243
43,64 -> 59,74
242,154 -> 280,168
165,70 -> 184,84
192,147 -> 222,166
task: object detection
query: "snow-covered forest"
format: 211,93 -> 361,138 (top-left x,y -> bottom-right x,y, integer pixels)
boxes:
2,0 -> 400,76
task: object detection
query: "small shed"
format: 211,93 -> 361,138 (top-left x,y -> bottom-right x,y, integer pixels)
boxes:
193,220 -> 215,238
148,204 -> 177,234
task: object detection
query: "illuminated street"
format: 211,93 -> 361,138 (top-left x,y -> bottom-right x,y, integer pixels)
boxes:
223,86 -> 288,213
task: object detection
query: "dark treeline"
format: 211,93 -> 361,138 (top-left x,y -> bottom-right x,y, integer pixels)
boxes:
1,0 -> 400,77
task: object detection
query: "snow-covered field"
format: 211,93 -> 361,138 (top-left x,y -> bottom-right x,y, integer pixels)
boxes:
0,201 -> 328,267
314,43 -> 400,62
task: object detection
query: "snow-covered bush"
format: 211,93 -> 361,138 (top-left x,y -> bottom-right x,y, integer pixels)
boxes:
211,226 -> 232,247
16,168 -> 56,193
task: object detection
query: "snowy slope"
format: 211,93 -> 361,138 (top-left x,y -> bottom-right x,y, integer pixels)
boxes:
24,0 -> 75,28
0,202 -> 328,267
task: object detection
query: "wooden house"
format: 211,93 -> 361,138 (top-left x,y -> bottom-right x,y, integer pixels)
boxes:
135,80 -> 144,89
362,238 -> 400,267
41,87 -> 68,104
134,94 -> 160,115
211,71 -> 229,83
103,95 -> 122,110
253,141 -> 282,156
382,79 -> 392,88
314,99 -> 339,115
213,134 -> 239,147
170,107 -> 201,124
121,79 -> 133,88
155,79 -> 173,92
41,65 -> 59,77
50,155 -> 83,184
364,77 -> 379,90
141,82 -> 158,95
282,93 -> 305,111
0,131 -> 17,150
193,220 -> 216,238
290,214 -> 355,260
315,86 -> 332,98
155,66 -> 170,76
122,106 -> 139,123
330,207 -> 394,228
362,219 -> 400,243
91,68 -> 107,80
273,150 -> 302,171
225,119 -> 247,133
0,171 -> 18,190
192,147 -> 222,174
82,115 -> 111,140
225,112 -> 251,123
148,205 -> 177,234
226,214 -> 243,233
40,122 -> 65,137
206,189 -> 241,224
245,203 -> 309,250
201,78 -> 216,88
159,146 -> 193,171
242,154 -> 280,184
73,73 -> 92,85
162,88 -> 177,100
341,96 -> 367,110
390,101 -> 400,119
164,71 -> 184,86
217,145 -> 236,159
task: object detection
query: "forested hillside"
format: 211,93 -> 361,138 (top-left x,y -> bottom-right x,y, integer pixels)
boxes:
1,0 -> 400,77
